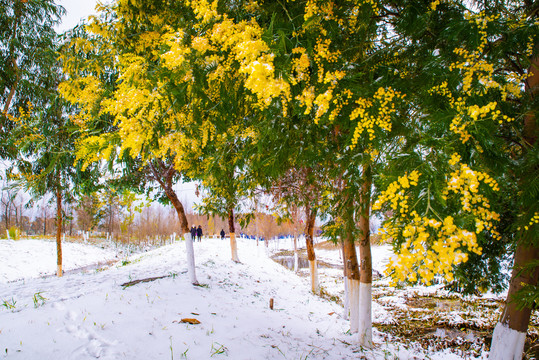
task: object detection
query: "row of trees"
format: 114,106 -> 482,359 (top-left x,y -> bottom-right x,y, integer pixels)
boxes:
0,182 -> 303,241
1,0 -> 537,358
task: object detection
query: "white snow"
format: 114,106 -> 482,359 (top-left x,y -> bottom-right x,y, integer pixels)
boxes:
0,239 -> 118,283
0,237 -> 491,359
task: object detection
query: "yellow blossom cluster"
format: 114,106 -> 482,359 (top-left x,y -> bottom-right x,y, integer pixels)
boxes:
384,213 -> 480,285
314,38 -> 340,64
296,86 -> 316,115
161,31 -> 190,70
372,170 -> 420,214
188,0 -> 220,24
244,0 -> 259,13
313,89 -> 333,123
428,81 -> 452,99
521,212 -> 539,231
365,146 -> 380,159
160,14 -> 291,110
75,135 -> 112,170
448,152 -> 461,166
430,81 -> 516,144
445,11 -> 527,141
191,36 -> 212,54
444,163 -> 500,237
375,157 -> 501,284
291,48 -> 311,85
308,69 -> 345,123
466,102 -> 496,121
349,87 -> 404,145
435,10 -> 531,149
135,31 -> 161,55
303,0 -> 319,21
58,76 -> 103,126
303,0 -> 338,22
328,91 -> 352,122
353,0 -> 380,16
323,70 -> 346,85
526,36 -> 535,57
429,0 -> 449,11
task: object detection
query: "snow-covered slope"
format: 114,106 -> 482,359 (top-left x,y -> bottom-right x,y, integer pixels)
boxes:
0,239 -> 119,283
0,238 -> 483,359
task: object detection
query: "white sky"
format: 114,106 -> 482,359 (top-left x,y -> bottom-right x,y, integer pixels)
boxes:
55,0 -> 101,33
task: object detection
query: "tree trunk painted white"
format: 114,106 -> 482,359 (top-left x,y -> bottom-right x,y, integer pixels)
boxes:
184,232 -> 198,285
349,278 -> 359,334
308,259 -> 320,294
358,282 -> 373,347
343,276 -> 350,320
6,230 -> 9,239
56,187 -> 63,278
343,227 -> 360,334
357,161 -> 373,347
230,232 -> 240,263
489,322 -> 526,360
342,242 -> 349,320
293,236 -> 299,273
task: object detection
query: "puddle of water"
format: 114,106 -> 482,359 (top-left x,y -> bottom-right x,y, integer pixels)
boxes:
271,252 -> 341,271
272,255 -> 310,270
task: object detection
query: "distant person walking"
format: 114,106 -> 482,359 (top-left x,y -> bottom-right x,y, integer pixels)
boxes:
190,225 -> 197,242
220,229 -> 225,240
197,225 -> 203,242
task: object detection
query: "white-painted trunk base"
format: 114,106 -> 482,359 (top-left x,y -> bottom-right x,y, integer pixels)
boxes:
489,322 -> 526,360
184,233 -> 198,285
358,282 -> 372,348
293,238 -> 298,273
309,260 -> 320,294
349,279 -> 359,334
229,233 -> 240,263
343,276 -> 350,321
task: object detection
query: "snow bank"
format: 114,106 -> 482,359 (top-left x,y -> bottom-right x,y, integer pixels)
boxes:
0,239 -> 119,283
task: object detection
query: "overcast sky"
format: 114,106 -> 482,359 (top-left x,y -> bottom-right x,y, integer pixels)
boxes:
55,0 -> 101,33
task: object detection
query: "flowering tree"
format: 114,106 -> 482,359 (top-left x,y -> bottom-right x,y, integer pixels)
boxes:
366,2 -> 538,358
59,1 -> 202,284
236,0 -> 408,345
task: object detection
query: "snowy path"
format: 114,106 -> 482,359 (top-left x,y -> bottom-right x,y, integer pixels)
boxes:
1,239 -> 357,359
0,238 -> 481,359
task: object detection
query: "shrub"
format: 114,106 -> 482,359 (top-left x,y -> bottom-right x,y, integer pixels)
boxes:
8,226 -> 20,240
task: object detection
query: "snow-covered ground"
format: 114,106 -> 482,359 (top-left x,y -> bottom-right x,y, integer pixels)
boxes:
0,239 -> 119,283
0,237 -> 494,359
